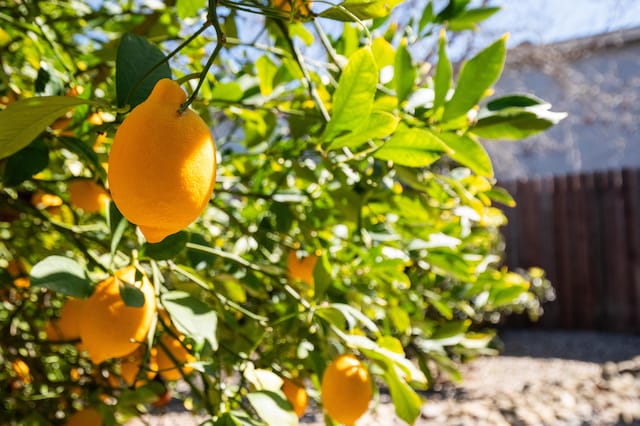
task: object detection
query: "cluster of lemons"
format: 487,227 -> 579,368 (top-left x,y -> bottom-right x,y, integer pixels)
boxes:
12,74 -> 374,424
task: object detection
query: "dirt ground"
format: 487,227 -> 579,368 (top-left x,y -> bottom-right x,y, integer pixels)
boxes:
126,329 -> 640,426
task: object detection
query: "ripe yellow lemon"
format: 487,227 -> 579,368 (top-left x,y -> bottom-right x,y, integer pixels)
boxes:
79,267 -> 156,364
287,251 -> 317,286
321,354 -> 372,425
67,408 -> 102,426
282,377 -> 308,417
155,333 -> 196,381
46,297 -> 84,342
69,179 -> 110,213
117,346 -> 157,387
108,78 -> 216,243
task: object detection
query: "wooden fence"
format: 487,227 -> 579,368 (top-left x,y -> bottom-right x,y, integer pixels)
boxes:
500,168 -> 640,333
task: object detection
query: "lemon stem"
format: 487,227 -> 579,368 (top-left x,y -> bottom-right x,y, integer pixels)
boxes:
274,19 -> 331,122
125,21 -> 211,110
179,0 -> 226,114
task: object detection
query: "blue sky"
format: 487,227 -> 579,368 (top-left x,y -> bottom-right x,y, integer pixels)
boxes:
479,0 -> 640,46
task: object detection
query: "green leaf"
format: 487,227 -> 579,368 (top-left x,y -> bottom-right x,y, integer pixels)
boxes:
371,37 -> 395,69
116,33 -> 172,109
289,22 -> 314,46
108,201 -> 129,260
323,47 -> 378,141
491,284 -> 529,308
431,319 -> 470,340
161,291 -> 218,350
30,256 -> 92,298
313,253 -> 332,302
244,366 -> 283,392
353,335 -> 427,386
256,55 -> 278,97
447,7 -> 500,31
486,93 -> 547,111
436,0 -> 471,21
247,391 -> 298,426
433,30 -> 452,113
328,110 -> 398,150
3,138 -> 49,186
438,132 -> 493,177
187,234 -> 216,269
316,303 -> 379,333
141,231 -> 189,260
320,0 -> 403,21
394,38 -> 415,105
0,96 -> 93,160
389,306 -> 411,334
486,186 -> 516,207
119,279 -> 145,308
471,110 -> 558,140
211,82 -> 244,102
442,35 -> 507,122
176,0 -> 206,19
383,360 -> 423,424
418,2 -> 435,33
427,250 -> 477,282
374,128 -> 449,167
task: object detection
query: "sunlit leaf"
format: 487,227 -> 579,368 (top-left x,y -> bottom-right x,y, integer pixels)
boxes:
394,38 -> 415,105
323,47 -> 378,141
374,128 -> 449,167
438,132 -> 493,177
247,391 -> 298,426
30,256 -> 92,298
256,55 -> 278,97
329,110 -> 398,150
433,30 -> 452,114
442,35 -> 507,121
320,0 -> 403,21
176,0 -> 206,19
447,7 -> 500,31
0,96 -> 93,159
161,291 -> 218,350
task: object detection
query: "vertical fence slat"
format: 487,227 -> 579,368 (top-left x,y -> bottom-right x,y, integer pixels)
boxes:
553,174 -> 573,328
569,173 -> 593,328
500,168 -> 640,333
622,169 -> 640,330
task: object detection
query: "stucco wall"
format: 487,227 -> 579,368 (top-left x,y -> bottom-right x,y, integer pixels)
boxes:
483,29 -> 640,181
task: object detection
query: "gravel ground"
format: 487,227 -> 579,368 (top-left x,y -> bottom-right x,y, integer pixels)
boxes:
126,329 -> 640,426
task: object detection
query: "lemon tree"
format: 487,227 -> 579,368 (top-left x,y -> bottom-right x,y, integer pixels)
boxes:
0,0 -> 560,424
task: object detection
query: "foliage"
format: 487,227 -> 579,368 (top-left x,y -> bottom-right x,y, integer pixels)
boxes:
0,0 -> 562,424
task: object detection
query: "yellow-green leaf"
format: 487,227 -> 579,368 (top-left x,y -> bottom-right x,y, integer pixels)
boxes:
329,110 -> 398,150
442,35 -> 506,121
0,96 -> 94,160
374,128 -> 449,167
438,132 -> 494,177
323,47 -> 378,141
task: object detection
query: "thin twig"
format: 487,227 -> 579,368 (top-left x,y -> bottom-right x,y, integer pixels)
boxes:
179,0 -> 226,113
